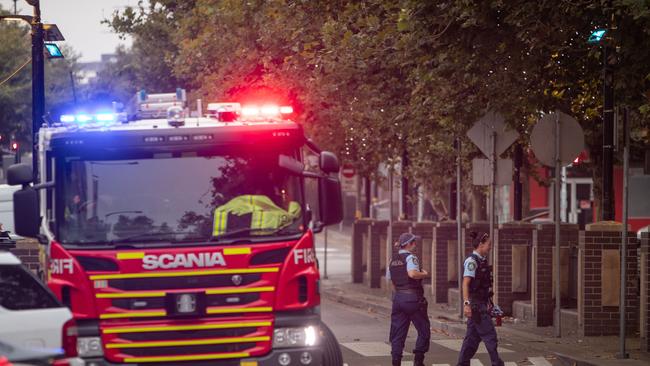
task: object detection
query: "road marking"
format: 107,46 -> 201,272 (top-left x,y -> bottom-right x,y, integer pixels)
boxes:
470,360 -> 484,366
432,339 -> 514,353
528,357 -> 553,366
505,362 -> 518,366
340,341 -> 410,357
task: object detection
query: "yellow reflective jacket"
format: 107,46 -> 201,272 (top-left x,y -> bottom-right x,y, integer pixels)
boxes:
213,195 -> 301,236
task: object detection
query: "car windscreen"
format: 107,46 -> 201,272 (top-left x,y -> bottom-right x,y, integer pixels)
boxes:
0,265 -> 61,310
57,148 -> 304,245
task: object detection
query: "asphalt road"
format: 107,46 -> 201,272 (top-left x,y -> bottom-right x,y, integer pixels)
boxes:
322,297 -> 561,366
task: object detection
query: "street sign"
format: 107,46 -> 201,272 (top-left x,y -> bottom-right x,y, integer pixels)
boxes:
341,164 -> 355,179
530,111 -> 584,167
467,111 -> 519,158
472,158 -> 513,186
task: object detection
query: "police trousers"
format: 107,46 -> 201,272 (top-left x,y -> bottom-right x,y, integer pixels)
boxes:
457,303 -> 504,366
389,292 -> 431,360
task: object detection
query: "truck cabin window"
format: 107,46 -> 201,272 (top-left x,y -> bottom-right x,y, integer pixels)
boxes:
58,149 -> 303,245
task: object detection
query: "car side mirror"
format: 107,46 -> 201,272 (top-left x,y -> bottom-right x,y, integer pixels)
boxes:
14,187 -> 40,238
7,164 -> 33,186
319,176 -> 343,226
320,151 -> 340,174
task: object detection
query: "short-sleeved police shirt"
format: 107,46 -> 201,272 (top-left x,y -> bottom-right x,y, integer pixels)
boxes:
463,251 -> 485,278
386,249 -> 420,280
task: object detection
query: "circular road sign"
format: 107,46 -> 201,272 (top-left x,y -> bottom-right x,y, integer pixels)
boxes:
530,110 -> 585,167
341,164 -> 356,178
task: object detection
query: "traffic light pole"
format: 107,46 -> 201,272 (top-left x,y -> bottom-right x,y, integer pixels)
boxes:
31,1 -> 44,183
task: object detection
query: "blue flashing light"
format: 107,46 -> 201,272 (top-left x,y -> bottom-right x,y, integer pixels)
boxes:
76,114 -> 92,123
95,113 -> 115,122
60,114 -> 75,123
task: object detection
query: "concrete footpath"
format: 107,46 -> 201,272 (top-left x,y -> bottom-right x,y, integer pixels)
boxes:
315,226 -> 650,366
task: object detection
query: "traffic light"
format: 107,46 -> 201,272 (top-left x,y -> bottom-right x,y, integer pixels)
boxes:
11,141 -> 19,163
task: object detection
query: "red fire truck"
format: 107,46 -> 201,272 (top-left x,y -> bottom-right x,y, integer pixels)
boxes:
7,90 -> 344,366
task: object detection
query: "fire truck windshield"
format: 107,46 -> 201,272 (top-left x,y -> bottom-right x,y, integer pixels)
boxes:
57,149 -> 304,245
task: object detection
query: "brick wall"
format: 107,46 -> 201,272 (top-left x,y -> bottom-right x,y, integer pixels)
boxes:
352,219 -> 373,283
9,239 -> 41,273
533,223 -> 578,327
432,222 -> 458,303
494,223 -> 534,315
579,228 -> 639,337
368,220 -> 388,288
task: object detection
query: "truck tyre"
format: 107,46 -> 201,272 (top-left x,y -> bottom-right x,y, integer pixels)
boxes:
321,323 -> 343,366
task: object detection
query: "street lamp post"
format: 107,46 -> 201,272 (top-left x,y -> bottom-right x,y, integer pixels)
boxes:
0,1 -> 62,183
30,0 -> 45,184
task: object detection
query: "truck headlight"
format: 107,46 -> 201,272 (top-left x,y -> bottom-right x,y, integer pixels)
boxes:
273,326 -> 318,348
77,336 -> 103,357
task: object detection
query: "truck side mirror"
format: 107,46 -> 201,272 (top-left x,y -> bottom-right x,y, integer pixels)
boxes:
7,164 -> 33,186
320,151 -> 340,174
319,176 -> 343,226
13,187 -> 40,238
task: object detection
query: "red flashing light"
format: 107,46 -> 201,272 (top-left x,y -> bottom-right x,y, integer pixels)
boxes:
10,142 -> 18,151
0,356 -> 13,366
241,104 -> 293,118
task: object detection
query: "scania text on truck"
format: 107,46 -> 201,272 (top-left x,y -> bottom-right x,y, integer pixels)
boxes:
7,90 -> 344,366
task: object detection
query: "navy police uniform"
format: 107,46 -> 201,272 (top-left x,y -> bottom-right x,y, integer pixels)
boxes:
457,251 -> 504,366
388,233 -> 430,366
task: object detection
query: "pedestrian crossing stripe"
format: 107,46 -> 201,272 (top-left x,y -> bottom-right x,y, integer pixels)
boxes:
397,360 -> 511,366
528,357 -> 553,366
432,339 -> 514,353
340,342 -> 411,357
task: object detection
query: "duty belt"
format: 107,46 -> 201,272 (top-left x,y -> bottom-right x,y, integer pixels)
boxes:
395,289 -> 420,294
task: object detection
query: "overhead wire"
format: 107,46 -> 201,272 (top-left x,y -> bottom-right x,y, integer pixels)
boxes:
0,57 -> 32,87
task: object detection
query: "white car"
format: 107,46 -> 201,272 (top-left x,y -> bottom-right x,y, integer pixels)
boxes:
0,252 -> 72,351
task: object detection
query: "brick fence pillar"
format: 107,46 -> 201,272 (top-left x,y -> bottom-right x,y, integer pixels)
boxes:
412,221 -> 435,292
368,220 -> 388,288
352,219 -> 374,283
532,223 -> 579,327
9,239 -> 41,273
432,222 -> 458,304
494,222 -> 535,315
641,232 -> 649,352
579,223 -> 639,337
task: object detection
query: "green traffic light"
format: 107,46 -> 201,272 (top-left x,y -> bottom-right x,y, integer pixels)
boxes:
587,29 -> 607,44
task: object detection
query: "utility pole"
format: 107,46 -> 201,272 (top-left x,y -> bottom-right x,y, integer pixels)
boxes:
401,149 -> 411,220
513,143 -> 523,221
30,0 -> 45,183
602,41 -> 615,221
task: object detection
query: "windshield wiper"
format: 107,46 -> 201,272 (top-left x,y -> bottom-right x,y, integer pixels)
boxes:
211,226 -> 298,241
109,232 -> 179,244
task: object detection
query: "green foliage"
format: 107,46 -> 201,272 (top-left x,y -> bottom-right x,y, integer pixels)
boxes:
0,5 -> 78,147
106,0 -> 650,202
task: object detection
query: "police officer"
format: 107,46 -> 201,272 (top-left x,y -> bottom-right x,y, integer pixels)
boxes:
456,232 -> 504,366
388,233 -> 430,366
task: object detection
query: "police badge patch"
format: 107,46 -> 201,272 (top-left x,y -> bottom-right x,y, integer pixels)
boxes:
467,261 -> 477,271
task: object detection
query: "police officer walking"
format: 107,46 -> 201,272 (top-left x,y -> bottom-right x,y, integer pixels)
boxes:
388,233 -> 431,366
457,232 -> 504,366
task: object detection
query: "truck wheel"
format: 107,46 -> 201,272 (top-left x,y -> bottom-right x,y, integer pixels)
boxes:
321,323 -> 343,366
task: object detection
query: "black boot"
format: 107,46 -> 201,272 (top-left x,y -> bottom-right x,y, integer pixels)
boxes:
414,353 -> 425,366
392,358 -> 401,366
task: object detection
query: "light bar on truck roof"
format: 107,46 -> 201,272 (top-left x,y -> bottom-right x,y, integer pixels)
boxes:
60,113 -> 118,124
241,104 -> 293,118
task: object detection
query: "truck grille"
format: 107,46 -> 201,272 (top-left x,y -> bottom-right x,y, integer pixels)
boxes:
108,273 -> 261,291
92,266 -> 279,362
101,318 -> 273,363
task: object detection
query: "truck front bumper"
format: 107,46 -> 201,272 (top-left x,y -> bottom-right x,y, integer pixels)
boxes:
78,347 -> 322,366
